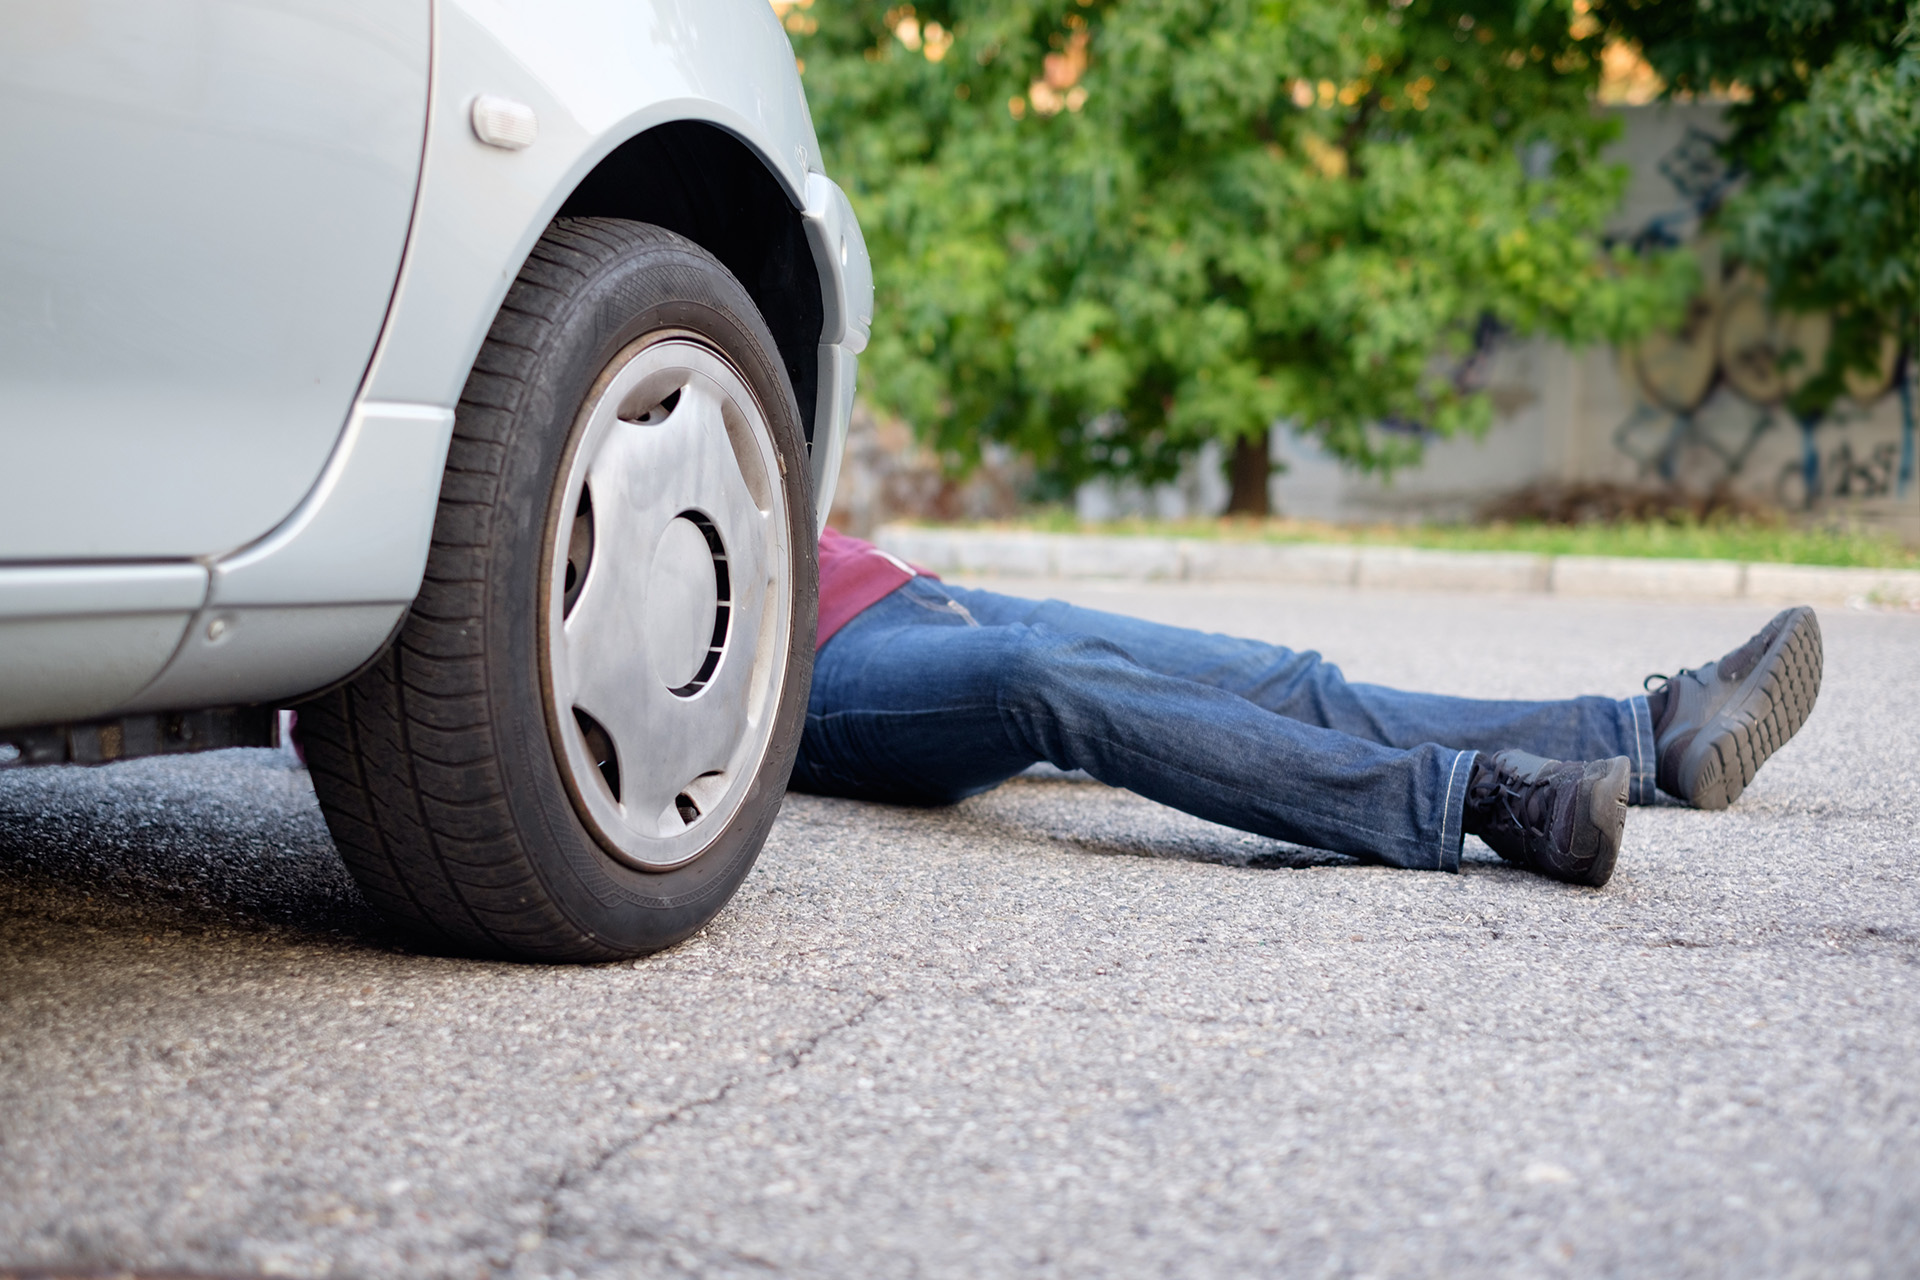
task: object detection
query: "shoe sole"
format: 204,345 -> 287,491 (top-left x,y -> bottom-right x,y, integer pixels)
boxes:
1566,755 -> 1630,888
1679,606 -> 1823,810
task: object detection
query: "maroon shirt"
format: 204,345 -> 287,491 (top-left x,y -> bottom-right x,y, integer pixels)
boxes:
817,527 -> 933,647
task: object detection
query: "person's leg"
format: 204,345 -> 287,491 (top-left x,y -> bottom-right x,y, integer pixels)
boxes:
792,577 -> 1476,871
944,584 -> 1659,804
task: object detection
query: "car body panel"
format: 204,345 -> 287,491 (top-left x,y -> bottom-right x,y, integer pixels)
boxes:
801,172 -> 872,356
0,0 -> 430,560
811,342 -> 859,530
363,0 -> 828,411
0,564 -> 208,726
0,565 -> 208,619
116,602 -> 408,714
208,402 -> 456,607
201,0 -> 869,615
0,0 -> 870,732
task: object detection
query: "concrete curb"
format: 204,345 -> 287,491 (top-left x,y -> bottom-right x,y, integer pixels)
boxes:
873,524 -> 1920,607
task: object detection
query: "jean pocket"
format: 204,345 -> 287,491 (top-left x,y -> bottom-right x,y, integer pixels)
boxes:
898,578 -> 978,626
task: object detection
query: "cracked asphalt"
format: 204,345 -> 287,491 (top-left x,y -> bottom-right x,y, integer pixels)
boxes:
2,580 -> 1916,1279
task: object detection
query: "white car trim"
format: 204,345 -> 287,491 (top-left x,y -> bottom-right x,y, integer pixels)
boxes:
803,172 -> 874,356
802,171 -> 873,527
0,565 -> 207,620
209,402 -> 457,608
812,343 -> 860,531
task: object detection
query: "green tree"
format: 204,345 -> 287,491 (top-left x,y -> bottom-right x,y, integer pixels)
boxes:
1591,0 -> 1910,153
788,0 -> 1691,509
1598,0 -> 1919,483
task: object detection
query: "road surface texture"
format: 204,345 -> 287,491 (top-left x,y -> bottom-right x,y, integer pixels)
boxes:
2,581 -> 1915,1280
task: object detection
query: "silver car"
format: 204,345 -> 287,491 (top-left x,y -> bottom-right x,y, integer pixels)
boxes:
0,0 -> 871,960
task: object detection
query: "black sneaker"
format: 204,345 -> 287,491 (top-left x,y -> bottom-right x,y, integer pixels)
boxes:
1644,606 -> 1822,810
1464,750 -> 1629,887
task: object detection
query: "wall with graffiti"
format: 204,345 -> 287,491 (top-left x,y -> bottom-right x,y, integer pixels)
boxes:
1269,102 -> 1916,530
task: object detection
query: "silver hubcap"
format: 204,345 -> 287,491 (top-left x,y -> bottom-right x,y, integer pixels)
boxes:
544,336 -> 791,871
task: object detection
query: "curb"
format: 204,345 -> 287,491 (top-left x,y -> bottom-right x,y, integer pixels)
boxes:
873,525 -> 1920,608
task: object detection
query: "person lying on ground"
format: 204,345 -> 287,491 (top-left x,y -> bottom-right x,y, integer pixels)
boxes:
789,529 -> 1824,888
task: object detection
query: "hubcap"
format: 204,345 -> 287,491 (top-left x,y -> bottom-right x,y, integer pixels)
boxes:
544,336 -> 791,871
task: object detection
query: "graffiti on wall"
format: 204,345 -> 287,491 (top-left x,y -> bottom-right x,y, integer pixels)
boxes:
1614,128 -> 1915,506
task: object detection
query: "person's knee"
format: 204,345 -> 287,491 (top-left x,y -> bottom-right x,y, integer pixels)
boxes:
997,631 -> 1153,733
998,627 -> 1107,690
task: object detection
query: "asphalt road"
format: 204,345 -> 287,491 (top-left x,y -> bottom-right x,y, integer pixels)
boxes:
3,582 -> 1916,1279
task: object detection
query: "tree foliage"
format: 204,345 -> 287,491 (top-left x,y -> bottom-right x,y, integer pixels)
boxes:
1598,0 -> 1920,412
1593,0 -> 1910,154
786,0 -> 1692,493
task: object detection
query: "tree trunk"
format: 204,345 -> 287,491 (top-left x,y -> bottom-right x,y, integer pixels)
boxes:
1225,429 -> 1272,517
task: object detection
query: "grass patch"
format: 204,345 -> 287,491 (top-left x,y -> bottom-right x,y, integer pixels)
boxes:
978,511 -> 1920,569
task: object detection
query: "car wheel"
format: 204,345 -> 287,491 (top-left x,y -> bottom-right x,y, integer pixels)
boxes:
297,218 -> 817,961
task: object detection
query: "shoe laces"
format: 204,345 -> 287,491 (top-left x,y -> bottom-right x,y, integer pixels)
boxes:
1642,667 -> 1698,694
1645,618 -> 1777,696
1468,765 -> 1554,838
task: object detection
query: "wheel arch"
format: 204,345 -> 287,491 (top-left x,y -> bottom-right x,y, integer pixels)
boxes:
556,121 -> 825,447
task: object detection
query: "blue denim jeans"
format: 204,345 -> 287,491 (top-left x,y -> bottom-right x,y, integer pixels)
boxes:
791,578 -> 1656,871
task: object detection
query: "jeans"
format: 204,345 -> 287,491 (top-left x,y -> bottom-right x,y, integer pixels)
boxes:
791,578 -> 1657,871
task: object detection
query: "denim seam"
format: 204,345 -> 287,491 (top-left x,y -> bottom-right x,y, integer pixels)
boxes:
1627,695 -> 1657,805
1438,748 -> 1473,873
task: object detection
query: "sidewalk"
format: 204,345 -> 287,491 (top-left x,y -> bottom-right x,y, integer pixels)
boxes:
875,523 -> 1920,607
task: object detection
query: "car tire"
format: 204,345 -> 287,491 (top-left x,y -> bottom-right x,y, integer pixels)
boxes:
297,218 -> 817,962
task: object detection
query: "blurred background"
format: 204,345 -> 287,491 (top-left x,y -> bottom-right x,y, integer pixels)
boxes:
775,0 -> 1918,558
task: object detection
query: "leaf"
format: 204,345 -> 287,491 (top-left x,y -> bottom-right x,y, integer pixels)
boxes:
796,0 -> 1691,485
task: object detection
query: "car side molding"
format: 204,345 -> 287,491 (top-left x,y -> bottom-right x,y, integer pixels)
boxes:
210,401 -> 455,609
